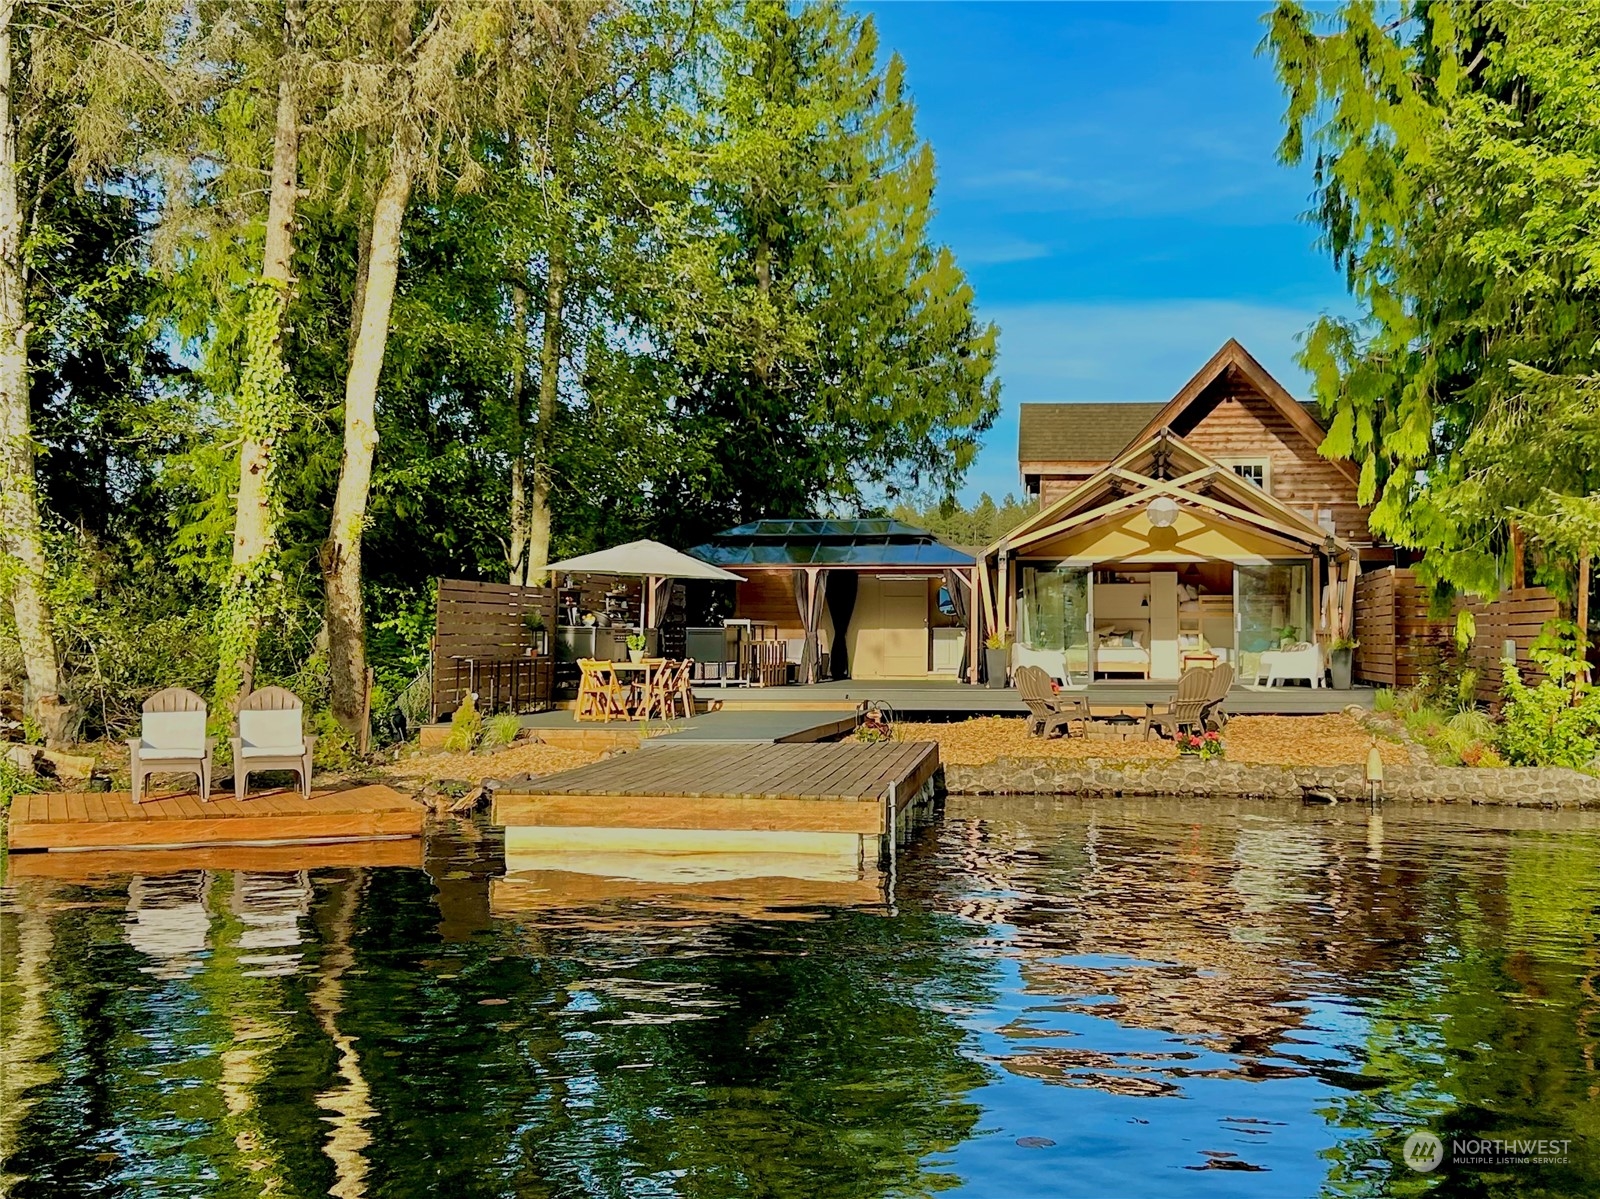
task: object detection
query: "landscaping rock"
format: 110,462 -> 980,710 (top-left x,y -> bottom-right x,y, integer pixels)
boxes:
39,748 -> 97,782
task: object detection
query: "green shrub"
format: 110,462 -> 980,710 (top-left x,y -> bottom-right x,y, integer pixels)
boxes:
480,713 -> 522,751
1496,628 -> 1600,770
1448,707 -> 1495,741
443,693 -> 482,753
0,757 -> 48,812
310,709 -> 359,772
1498,676 -> 1600,769
1373,688 -> 1398,713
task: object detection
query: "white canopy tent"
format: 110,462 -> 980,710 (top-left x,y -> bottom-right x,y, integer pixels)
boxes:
544,539 -> 745,627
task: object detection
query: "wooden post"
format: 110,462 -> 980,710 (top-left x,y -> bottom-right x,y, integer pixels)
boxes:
1578,552 -> 1591,690
966,567 -> 980,685
996,548 -> 1009,637
358,667 -> 373,756
1510,521 -> 1526,590
1343,559 -> 1360,640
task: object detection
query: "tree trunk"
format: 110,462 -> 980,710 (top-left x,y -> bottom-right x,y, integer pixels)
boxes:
525,245 -> 564,586
323,132 -> 416,734
0,3 -> 69,746
214,0 -> 303,711
505,280 -> 530,585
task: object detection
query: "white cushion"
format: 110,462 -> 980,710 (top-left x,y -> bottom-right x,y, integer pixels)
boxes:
239,709 -> 303,752
139,741 -> 204,760
141,711 -> 206,754
239,743 -> 304,759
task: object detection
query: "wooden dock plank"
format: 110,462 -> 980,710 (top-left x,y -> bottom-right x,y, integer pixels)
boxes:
6,838 -> 425,879
8,786 -> 425,852
491,742 -> 943,840
493,794 -> 885,835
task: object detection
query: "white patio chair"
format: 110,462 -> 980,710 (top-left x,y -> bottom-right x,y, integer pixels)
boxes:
128,687 -> 213,804
1255,642 -> 1323,688
230,686 -> 317,800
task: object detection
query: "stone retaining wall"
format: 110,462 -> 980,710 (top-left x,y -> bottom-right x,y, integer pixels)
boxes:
941,758 -> 1600,808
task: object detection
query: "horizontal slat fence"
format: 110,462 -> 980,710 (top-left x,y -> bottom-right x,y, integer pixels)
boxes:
1351,566 -> 1561,703
433,578 -> 558,719
1351,568 -> 1396,686
1465,588 -> 1562,703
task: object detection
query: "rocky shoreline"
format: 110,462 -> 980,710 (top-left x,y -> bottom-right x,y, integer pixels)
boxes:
940,758 -> 1600,807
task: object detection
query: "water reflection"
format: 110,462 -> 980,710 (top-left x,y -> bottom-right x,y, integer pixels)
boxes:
3,798 -> 1600,1196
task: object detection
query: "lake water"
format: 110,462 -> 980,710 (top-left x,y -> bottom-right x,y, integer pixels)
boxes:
4,796 -> 1600,1198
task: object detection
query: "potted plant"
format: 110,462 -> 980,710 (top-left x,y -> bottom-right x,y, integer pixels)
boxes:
1177,730 -> 1225,761
984,632 -> 1011,689
626,632 -> 647,663
1329,635 -> 1359,690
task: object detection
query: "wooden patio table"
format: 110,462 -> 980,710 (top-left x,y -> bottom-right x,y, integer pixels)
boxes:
611,658 -> 669,719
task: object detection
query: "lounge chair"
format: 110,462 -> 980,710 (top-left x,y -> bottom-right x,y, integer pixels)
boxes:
1015,665 -> 1089,738
1141,668 -> 1214,741
129,687 -> 213,804
230,686 -> 316,800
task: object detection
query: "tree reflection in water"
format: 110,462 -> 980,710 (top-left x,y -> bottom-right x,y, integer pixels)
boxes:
3,798 -> 1600,1197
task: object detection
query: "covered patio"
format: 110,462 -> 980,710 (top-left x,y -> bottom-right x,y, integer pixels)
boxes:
979,430 -> 1361,689
686,519 -> 985,684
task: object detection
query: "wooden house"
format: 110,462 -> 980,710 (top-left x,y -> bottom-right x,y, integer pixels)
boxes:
986,340 -> 1393,685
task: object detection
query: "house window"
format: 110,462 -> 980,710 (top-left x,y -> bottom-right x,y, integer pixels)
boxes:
1224,457 -> 1271,493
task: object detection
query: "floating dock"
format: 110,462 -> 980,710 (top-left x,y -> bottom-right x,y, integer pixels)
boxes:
492,741 -> 940,866
6,784 -> 425,853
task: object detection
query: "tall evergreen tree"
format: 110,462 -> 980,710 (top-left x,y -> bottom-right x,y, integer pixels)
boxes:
1267,0 -> 1600,623
651,0 -> 999,544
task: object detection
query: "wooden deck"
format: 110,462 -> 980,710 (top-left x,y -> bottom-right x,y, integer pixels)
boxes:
492,742 -> 940,862
4,837 -> 423,879
6,784 -> 425,853
708,678 -> 1377,717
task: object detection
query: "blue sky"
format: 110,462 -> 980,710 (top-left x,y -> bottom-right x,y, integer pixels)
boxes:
854,1 -> 1356,502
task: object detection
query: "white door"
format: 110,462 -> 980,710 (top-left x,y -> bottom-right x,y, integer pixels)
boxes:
879,578 -> 930,675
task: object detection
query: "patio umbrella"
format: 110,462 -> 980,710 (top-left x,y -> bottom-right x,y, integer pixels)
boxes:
544,539 -> 744,627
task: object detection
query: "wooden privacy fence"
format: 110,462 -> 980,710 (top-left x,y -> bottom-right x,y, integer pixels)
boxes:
433,578 -> 558,719
1351,567 -> 1561,703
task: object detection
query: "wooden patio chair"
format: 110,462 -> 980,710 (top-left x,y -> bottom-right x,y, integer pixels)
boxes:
1203,662 -> 1236,730
129,687 -> 213,804
231,686 -> 316,801
637,659 -> 677,720
1141,668 -> 1214,741
576,659 -> 628,722
1015,665 -> 1088,738
675,657 -> 697,719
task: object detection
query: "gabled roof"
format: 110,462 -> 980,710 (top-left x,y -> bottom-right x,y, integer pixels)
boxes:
1018,402 -> 1164,462
988,429 -> 1353,561
1124,338 -> 1356,482
1017,340 -> 1346,477
688,519 -> 975,569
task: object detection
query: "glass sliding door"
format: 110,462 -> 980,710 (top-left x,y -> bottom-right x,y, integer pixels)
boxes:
1234,561 -> 1311,683
1015,562 -> 1091,684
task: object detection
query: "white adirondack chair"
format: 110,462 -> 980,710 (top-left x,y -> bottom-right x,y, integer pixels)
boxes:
230,686 -> 317,801
128,687 -> 213,803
